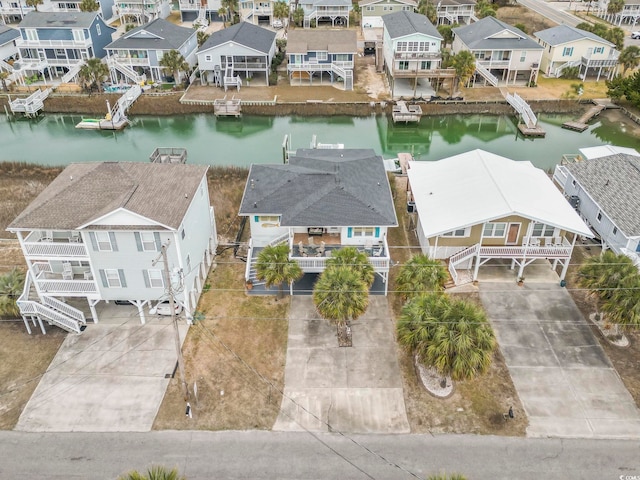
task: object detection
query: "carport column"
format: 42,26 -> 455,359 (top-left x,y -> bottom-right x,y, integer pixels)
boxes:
473,248 -> 481,281
559,235 -> 577,281
136,301 -> 146,325
88,299 -> 100,323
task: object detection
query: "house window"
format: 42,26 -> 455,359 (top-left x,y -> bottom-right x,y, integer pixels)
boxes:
612,226 -> 618,235
146,269 -> 164,288
442,228 -> 469,237
398,61 -> 409,70
531,223 -> 555,237
420,61 -> 431,70
366,5 -> 373,10
72,29 -> 84,42
352,227 -> 375,237
562,46 -> 573,57
205,54 -> 212,61
520,51 -> 526,62
316,51 -> 328,61
105,269 -> 122,288
140,232 -> 156,251
596,212 -> 602,222
402,5 -> 411,10
335,54 -> 350,62
55,49 -> 65,56
257,215 -> 279,222
96,24 -> 101,36
95,231 -> 113,251
483,222 -> 507,237
25,29 -> 38,41
594,47 -> 603,54
572,179 -> 576,186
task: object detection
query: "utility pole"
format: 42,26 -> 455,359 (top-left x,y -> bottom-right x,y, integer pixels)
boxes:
153,240 -> 189,401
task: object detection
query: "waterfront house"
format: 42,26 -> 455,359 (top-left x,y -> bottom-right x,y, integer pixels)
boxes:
436,0 -> 476,26
238,0 -> 277,26
534,25 -> 618,81
197,21 -> 276,88
382,10 -> 451,98
106,18 -> 198,84
594,0 -> 640,27
287,29 -> 356,90
0,25 -> 19,65
0,0 -> 34,24
179,0 -> 221,23
359,0 -> 416,29
41,0 -> 115,24
407,149 -> 592,285
298,0 -> 352,28
114,0 -> 171,26
14,12 -> 115,83
239,148 -> 398,295
452,16 -> 543,87
553,147 -> 640,267
8,162 -> 217,334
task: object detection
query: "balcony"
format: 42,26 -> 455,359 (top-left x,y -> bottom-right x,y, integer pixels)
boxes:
110,55 -> 151,66
16,37 -> 91,49
23,231 -> 88,258
315,7 -> 349,16
392,67 -> 455,78
288,61 -> 353,72
226,61 -> 268,69
582,56 -> 618,68
394,51 -> 441,60
477,59 -> 511,69
479,237 -> 573,260
34,264 -> 97,295
0,4 -> 34,15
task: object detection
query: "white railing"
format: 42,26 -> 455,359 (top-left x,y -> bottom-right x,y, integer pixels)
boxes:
245,238 -> 253,281
42,296 -> 86,324
475,62 -> 498,87
9,88 -> 52,115
477,59 -> 510,69
448,261 -> 458,285
24,241 -> 88,257
17,276 -> 82,334
315,7 -> 349,16
108,57 -> 146,84
0,5 -> 35,15
38,279 -> 98,294
16,38 -> 91,48
394,51 -> 441,60
60,61 -> 84,83
552,165 -> 569,187
553,59 -> 580,78
0,59 -> 12,72
268,232 -> 290,246
505,92 -> 537,128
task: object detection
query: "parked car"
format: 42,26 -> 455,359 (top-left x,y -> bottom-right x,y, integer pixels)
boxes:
149,300 -> 182,316
272,19 -> 283,29
632,31 -> 640,39
114,300 -> 132,305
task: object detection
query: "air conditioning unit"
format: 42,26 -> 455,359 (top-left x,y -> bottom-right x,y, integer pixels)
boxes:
407,201 -> 416,213
569,195 -> 580,209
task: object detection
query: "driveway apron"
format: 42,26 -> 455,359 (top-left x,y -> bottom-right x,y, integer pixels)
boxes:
274,296 -> 410,433
479,281 -> 640,439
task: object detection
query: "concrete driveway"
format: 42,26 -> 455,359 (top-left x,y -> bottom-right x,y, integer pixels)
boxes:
273,296 -> 410,434
16,310 -> 187,432
478,264 -> 640,439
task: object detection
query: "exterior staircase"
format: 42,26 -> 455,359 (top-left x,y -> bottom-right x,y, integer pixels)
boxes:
332,63 -> 353,90
16,273 -> 86,334
475,62 -> 499,87
447,244 -> 479,286
107,57 -> 146,84
553,59 -> 580,78
109,83 -> 142,124
245,233 -> 289,286
60,61 -> 84,84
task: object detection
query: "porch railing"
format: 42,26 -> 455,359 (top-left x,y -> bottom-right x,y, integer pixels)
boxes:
16,38 -> 91,48
24,241 -> 88,257
37,279 -> 98,294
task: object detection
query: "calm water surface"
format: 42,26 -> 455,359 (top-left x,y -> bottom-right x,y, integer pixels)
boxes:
1,112 -> 638,170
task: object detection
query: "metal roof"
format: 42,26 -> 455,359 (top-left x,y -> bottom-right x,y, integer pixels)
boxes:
8,162 -> 209,231
453,16 -> 542,51
198,22 -> 276,54
407,149 -> 592,238
239,149 -> 398,227
107,19 -> 195,51
382,11 -> 441,40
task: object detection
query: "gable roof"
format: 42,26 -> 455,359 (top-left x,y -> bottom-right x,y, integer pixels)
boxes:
383,11 -> 441,40
310,0 -> 351,6
564,153 -> 640,236
0,25 -> 20,46
359,0 -> 416,7
287,29 -> 357,54
407,149 -> 592,238
107,18 -> 195,51
198,22 -> 276,54
453,16 -> 542,50
239,149 -> 398,227
534,24 -> 614,48
8,163 -> 208,231
438,0 -> 476,6
18,11 -> 99,29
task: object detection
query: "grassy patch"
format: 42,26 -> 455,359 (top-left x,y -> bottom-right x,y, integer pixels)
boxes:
536,77 -> 609,100
0,322 -> 65,429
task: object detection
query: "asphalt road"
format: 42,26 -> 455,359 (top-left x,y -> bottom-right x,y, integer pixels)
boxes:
1,431 -> 639,479
517,0 -> 582,27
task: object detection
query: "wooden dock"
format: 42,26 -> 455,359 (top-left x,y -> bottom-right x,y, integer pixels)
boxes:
392,101 -> 422,123
214,96 -> 242,117
517,124 -> 546,137
562,104 -> 606,132
149,147 -> 187,164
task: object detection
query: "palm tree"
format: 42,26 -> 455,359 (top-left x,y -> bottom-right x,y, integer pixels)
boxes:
578,250 -> 638,304
475,0 -> 496,18
451,50 -> 475,88
607,0 -> 625,15
437,25 -> 454,48
273,0 -> 289,25
397,293 -> 496,381
218,6 -> 228,25
79,0 -> 99,11
221,0 -> 239,24
25,0 -> 43,11
313,266 -> 369,328
395,254 -> 447,300
197,30 -> 210,47
325,246 -> 375,287
255,244 -> 303,299
159,49 -> 189,84
417,1 -> 437,24
619,46 -> 640,75
78,57 -> 109,92
0,269 -> 25,318
118,465 -> 186,480
292,6 -> 304,27
602,274 -> 640,328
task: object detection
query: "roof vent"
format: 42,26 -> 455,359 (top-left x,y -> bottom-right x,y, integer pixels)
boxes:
253,202 -> 257,208
250,179 -> 255,189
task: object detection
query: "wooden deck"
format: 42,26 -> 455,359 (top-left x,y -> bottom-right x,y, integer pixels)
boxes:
214,96 -> 242,117
517,124 -> 546,137
392,101 -> 422,123
562,104 -> 606,132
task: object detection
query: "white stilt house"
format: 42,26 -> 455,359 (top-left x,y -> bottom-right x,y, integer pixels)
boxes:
406,150 -> 592,285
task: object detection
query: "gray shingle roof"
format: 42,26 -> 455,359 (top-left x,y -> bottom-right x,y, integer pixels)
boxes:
8,163 -> 209,231
107,19 -> 195,51
359,0 -> 416,7
382,11 -> 441,40
239,149 -> 398,227
18,11 -> 98,29
565,154 -> 640,236
534,24 -> 614,47
453,16 -> 542,51
0,25 -> 20,46
198,22 -> 276,54
286,29 -> 357,54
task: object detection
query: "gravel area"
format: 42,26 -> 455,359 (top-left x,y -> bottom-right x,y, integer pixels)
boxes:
415,355 -> 454,399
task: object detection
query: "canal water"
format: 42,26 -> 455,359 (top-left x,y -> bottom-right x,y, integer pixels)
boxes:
1,111 -> 639,170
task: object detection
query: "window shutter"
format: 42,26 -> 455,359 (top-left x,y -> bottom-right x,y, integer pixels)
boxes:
89,232 -> 98,251
254,216 -> 259,222
154,232 -> 161,251
118,269 -> 127,288
99,269 -> 108,288
134,232 -> 143,252
375,227 -> 380,238
142,270 -> 150,288
347,227 -> 352,238
109,232 -> 118,251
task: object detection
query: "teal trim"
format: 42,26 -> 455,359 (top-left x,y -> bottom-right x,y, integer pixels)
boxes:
375,227 -> 380,238
254,216 -> 259,222
347,227 -> 352,238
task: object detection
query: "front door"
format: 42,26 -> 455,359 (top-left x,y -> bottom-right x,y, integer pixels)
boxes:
506,223 -> 520,245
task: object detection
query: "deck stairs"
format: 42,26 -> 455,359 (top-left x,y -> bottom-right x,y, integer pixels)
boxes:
107,57 -> 146,84
0,59 -> 12,72
505,91 -> 537,128
553,59 -> 581,78
223,58 -> 242,91
475,62 -> 499,87
196,5 -> 208,27
332,63 -> 353,90
110,83 -> 142,124
246,234 -> 290,286
9,87 -> 52,116
447,244 -> 479,286
60,61 -> 84,84
16,274 -> 86,334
